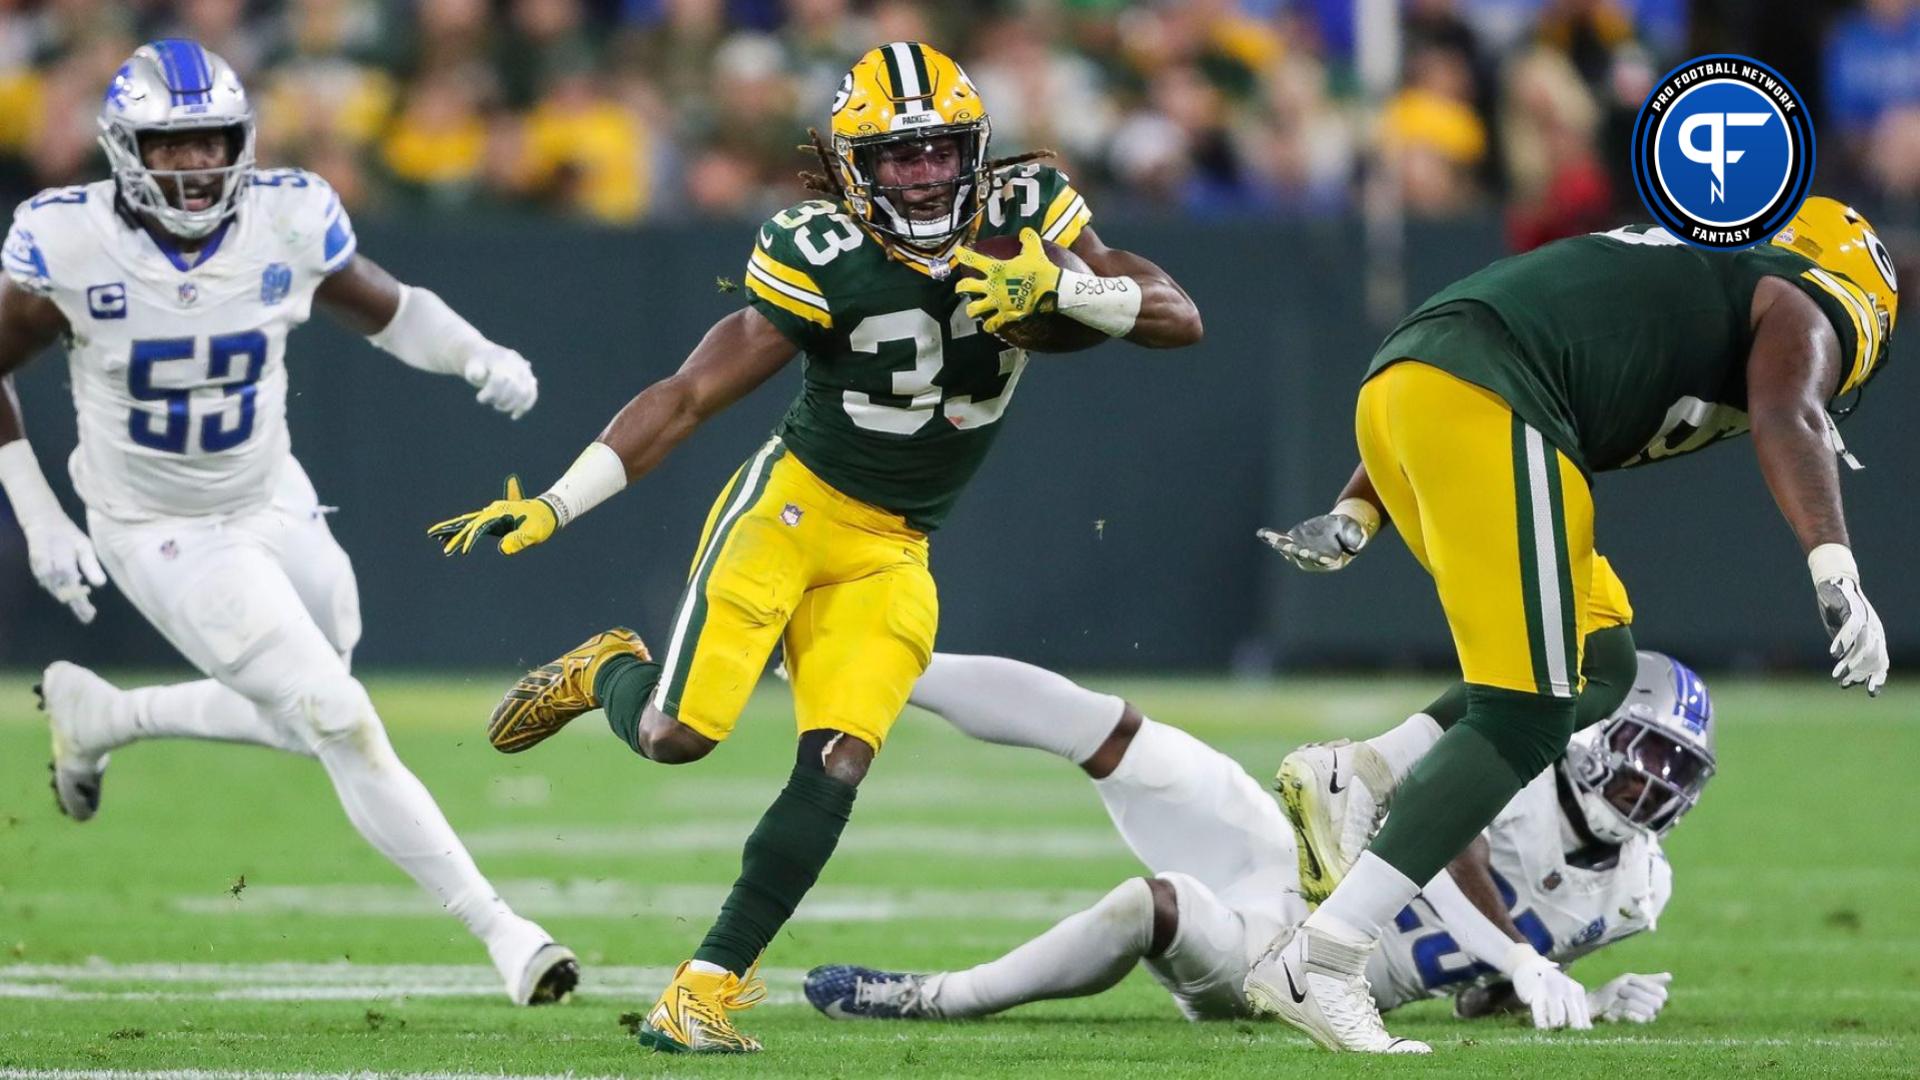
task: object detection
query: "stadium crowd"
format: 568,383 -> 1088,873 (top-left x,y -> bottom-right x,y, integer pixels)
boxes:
1,0 -> 1915,242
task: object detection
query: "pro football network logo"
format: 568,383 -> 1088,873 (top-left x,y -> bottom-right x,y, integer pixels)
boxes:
1630,54 -> 1814,249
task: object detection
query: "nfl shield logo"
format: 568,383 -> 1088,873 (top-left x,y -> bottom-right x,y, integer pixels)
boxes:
177,281 -> 198,306
780,503 -> 804,527
159,539 -> 179,560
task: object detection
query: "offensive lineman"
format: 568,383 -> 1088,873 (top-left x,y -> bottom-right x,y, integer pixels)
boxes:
428,41 -> 1203,1052
1243,203 -> 1895,1052
802,651 -> 1701,1030
0,41 -> 575,1004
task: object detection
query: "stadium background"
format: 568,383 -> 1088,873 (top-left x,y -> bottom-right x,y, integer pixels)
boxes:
2,0 -> 1917,676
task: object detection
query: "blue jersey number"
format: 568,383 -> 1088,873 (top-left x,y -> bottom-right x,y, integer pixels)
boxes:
1396,868 -> 1554,990
29,186 -> 88,209
128,332 -> 269,453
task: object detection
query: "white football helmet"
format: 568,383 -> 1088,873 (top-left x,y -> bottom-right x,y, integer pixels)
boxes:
97,39 -> 256,239
1562,651 -> 1717,844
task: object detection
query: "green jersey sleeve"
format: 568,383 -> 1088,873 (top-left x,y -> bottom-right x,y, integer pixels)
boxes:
745,200 -> 863,351
978,163 -> 1092,245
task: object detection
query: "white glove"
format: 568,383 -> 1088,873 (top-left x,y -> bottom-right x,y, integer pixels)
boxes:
1505,942 -> 1592,1030
1257,498 -> 1381,572
1809,544 -> 1888,696
463,346 -> 538,420
22,509 -> 107,624
1587,971 -> 1671,1024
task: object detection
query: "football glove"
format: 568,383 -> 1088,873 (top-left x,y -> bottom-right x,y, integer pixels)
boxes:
428,475 -> 558,556
463,345 -> 539,420
1809,544 -> 1888,695
23,513 -> 107,624
1506,943 -> 1592,1030
953,227 -> 1063,334
1587,971 -> 1671,1024
1257,499 -> 1381,572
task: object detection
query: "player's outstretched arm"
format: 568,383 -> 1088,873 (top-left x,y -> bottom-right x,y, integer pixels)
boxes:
951,226 -> 1203,346
1746,277 -> 1886,695
1258,461 -> 1384,571
431,308 -> 797,556
0,278 -> 106,622
315,253 -> 538,420
1420,836 -> 1591,1030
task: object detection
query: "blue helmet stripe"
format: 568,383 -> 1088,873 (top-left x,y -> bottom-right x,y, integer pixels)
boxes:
151,39 -> 213,105
1668,658 -> 1712,734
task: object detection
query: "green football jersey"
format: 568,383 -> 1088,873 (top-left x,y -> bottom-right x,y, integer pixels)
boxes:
743,164 -> 1093,531
1367,224 -> 1885,474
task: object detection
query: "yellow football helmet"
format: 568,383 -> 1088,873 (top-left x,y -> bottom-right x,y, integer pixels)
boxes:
1773,197 -> 1899,391
829,41 -> 991,256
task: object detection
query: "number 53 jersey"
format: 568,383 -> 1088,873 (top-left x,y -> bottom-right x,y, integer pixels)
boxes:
744,164 -> 1092,532
3,170 -> 354,522
1368,768 -> 1673,1010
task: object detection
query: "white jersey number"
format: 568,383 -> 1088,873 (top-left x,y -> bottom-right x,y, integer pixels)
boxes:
842,306 -> 1027,435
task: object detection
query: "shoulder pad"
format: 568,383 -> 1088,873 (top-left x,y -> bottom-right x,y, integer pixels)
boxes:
746,201 -> 863,330
5,185 -> 97,293
985,162 -> 1091,246
248,169 -> 356,273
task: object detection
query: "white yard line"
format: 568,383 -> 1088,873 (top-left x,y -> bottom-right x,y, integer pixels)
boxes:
171,881 -> 1107,922
0,1072 -> 641,1080
462,822 -> 1126,859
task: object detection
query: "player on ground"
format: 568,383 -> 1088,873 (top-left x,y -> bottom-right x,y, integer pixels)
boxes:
1241,204 -> 1895,1052
427,41 -> 1202,1053
803,650 -> 1701,1030
0,41 -> 575,1005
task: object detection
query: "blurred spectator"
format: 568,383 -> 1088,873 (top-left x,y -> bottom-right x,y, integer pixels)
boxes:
1501,47 -> 1612,250
380,70 -> 490,207
256,0 -> 396,208
968,11 -> 1116,162
1379,44 -> 1488,215
510,65 -> 652,223
1825,0 -> 1920,196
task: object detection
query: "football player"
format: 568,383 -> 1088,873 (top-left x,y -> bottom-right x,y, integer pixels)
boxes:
802,650 -> 1703,1030
427,41 -> 1203,1053
1242,206 -> 1895,1052
0,41 -> 573,1004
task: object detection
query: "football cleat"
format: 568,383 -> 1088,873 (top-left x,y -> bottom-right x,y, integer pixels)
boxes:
804,965 -> 933,1020
39,661 -> 122,822
636,960 -> 767,1054
1275,739 -> 1394,904
488,917 -> 580,1006
487,628 -> 649,753
1244,925 -> 1430,1054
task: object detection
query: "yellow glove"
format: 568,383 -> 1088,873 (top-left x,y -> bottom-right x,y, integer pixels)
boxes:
427,475 -> 558,556
952,227 -> 1063,334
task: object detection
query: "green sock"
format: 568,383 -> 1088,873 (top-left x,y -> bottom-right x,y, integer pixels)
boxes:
693,768 -> 856,975
594,653 -> 661,755
1370,686 -> 1574,885
1419,623 -> 1638,732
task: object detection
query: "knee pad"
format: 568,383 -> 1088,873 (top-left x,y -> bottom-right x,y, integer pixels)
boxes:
1461,684 -> 1577,781
300,675 -> 381,750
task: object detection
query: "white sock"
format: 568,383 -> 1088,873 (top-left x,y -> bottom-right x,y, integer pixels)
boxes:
1095,718 -> 1294,887
1305,851 -> 1419,944
1365,712 -> 1443,787
313,720 -> 515,943
925,878 -> 1153,1017
909,653 -> 1123,765
102,679 -> 310,755
687,960 -> 727,976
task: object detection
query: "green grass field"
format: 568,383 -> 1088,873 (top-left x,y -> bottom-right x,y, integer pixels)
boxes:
1,670 -> 1914,1078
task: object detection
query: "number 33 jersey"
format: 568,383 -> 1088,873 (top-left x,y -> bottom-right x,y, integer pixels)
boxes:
1368,768 -> 1674,1010
744,164 -> 1092,532
3,170 -> 354,521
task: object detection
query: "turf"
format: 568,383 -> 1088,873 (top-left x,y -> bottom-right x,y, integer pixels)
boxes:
0,670 -> 1913,1078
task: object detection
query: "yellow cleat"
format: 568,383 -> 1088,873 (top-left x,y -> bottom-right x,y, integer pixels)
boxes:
487,628 -> 649,753
636,960 -> 767,1054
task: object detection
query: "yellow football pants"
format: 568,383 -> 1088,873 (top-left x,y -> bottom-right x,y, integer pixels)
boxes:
1357,362 -> 1596,698
650,438 -> 938,749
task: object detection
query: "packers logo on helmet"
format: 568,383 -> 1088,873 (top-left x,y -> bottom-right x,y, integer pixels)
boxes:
828,42 -> 991,258
1773,197 -> 1899,393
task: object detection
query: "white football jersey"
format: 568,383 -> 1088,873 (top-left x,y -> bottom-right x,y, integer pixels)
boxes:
1368,767 -> 1672,1010
3,169 -> 355,520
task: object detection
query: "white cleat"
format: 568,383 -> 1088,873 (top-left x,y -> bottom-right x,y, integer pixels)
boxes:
1274,739 -> 1394,904
38,661 -> 121,822
1245,924 -> 1430,1054
489,917 -> 580,1006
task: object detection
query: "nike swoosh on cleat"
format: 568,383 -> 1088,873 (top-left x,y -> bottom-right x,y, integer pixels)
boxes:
1285,964 -> 1308,1004
1328,763 -> 1347,795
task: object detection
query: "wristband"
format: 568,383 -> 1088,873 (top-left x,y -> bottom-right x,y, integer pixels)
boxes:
1054,268 -> 1142,337
1807,542 -> 1858,584
539,442 -> 626,528
0,439 -> 67,526
1332,496 -> 1382,538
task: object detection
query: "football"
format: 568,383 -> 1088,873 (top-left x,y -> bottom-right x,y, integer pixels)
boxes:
956,234 -> 1110,353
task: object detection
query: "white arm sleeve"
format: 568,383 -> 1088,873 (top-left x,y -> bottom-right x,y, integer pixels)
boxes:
367,283 -> 489,376
0,438 -> 70,527
1418,868 -> 1532,974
